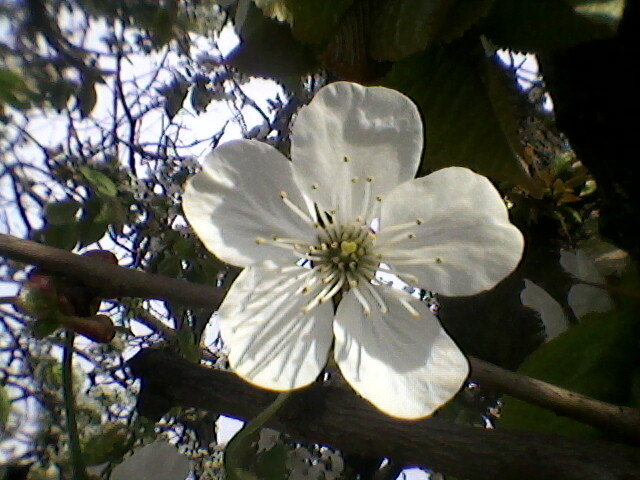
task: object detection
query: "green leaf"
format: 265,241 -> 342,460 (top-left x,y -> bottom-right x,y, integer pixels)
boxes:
156,253 -> 183,278
500,301 -> 640,438
42,223 -> 79,250
225,393 -> 291,480
78,167 -> 118,197
227,2 -> 316,80
45,200 -> 81,225
32,316 -> 62,339
78,80 -> 97,118
254,443 -> 288,480
483,0 -> 622,52
77,197 -> 112,247
81,424 -> 131,466
382,39 -> 533,186
0,69 -> 32,109
159,74 -> 189,120
176,328 -> 200,363
370,0 -> 495,61
284,0 -> 355,44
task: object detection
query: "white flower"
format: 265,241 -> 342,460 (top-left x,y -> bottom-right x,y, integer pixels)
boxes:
183,82 -> 524,419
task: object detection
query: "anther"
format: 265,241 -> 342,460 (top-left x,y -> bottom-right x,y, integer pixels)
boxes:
279,191 -> 288,199
408,233 -> 416,239
375,196 -> 382,202
366,176 -> 374,182
351,177 -> 359,183
416,218 -> 424,225
343,156 -> 349,162
311,183 -> 319,190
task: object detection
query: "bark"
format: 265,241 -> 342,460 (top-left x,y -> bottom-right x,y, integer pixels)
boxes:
130,349 -> 640,480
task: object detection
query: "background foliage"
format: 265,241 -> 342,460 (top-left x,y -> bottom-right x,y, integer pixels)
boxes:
1,1 -> 638,479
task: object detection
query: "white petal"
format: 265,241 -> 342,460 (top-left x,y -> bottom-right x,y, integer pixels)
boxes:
110,441 -> 190,480
560,249 -> 604,283
291,82 -> 423,220
333,286 -> 468,419
520,279 -> 570,341
378,167 -> 524,296
183,139 -> 316,267
568,284 -> 613,319
218,262 -> 334,390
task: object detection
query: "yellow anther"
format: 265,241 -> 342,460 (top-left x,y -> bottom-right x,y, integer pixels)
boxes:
366,176 -> 374,182
351,177 -> 359,183
279,191 -> 288,199
343,156 -> 349,162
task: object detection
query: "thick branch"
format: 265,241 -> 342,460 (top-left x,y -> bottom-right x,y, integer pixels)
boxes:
2,233 -> 640,442
130,349 -> 640,480
0,233 -> 224,308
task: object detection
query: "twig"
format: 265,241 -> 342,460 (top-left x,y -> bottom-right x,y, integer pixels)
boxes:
62,331 -> 88,480
469,357 -> 640,444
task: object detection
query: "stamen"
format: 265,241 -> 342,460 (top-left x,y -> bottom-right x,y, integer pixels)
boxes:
322,271 -> 338,284
317,209 -> 339,240
374,265 -> 419,284
255,237 -> 307,252
358,274 -> 388,313
377,219 -> 424,236
292,251 -> 325,262
352,286 -> 371,316
399,297 -> 421,318
302,281 -> 336,312
321,276 -> 346,302
274,236 -> 312,246
280,191 -> 315,225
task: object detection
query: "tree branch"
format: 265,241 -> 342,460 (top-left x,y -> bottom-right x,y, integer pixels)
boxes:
130,348 -> 640,480
2,233 -> 640,443
0,233 -> 224,308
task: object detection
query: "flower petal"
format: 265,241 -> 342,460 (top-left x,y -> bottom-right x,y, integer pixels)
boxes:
218,262 -> 334,390
333,286 -> 468,419
568,284 -> 613,319
291,82 -> 423,221
378,167 -> 524,296
183,139 -> 316,267
520,279 -> 570,340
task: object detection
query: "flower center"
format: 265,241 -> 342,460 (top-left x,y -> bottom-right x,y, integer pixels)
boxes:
255,188 -> 426,318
